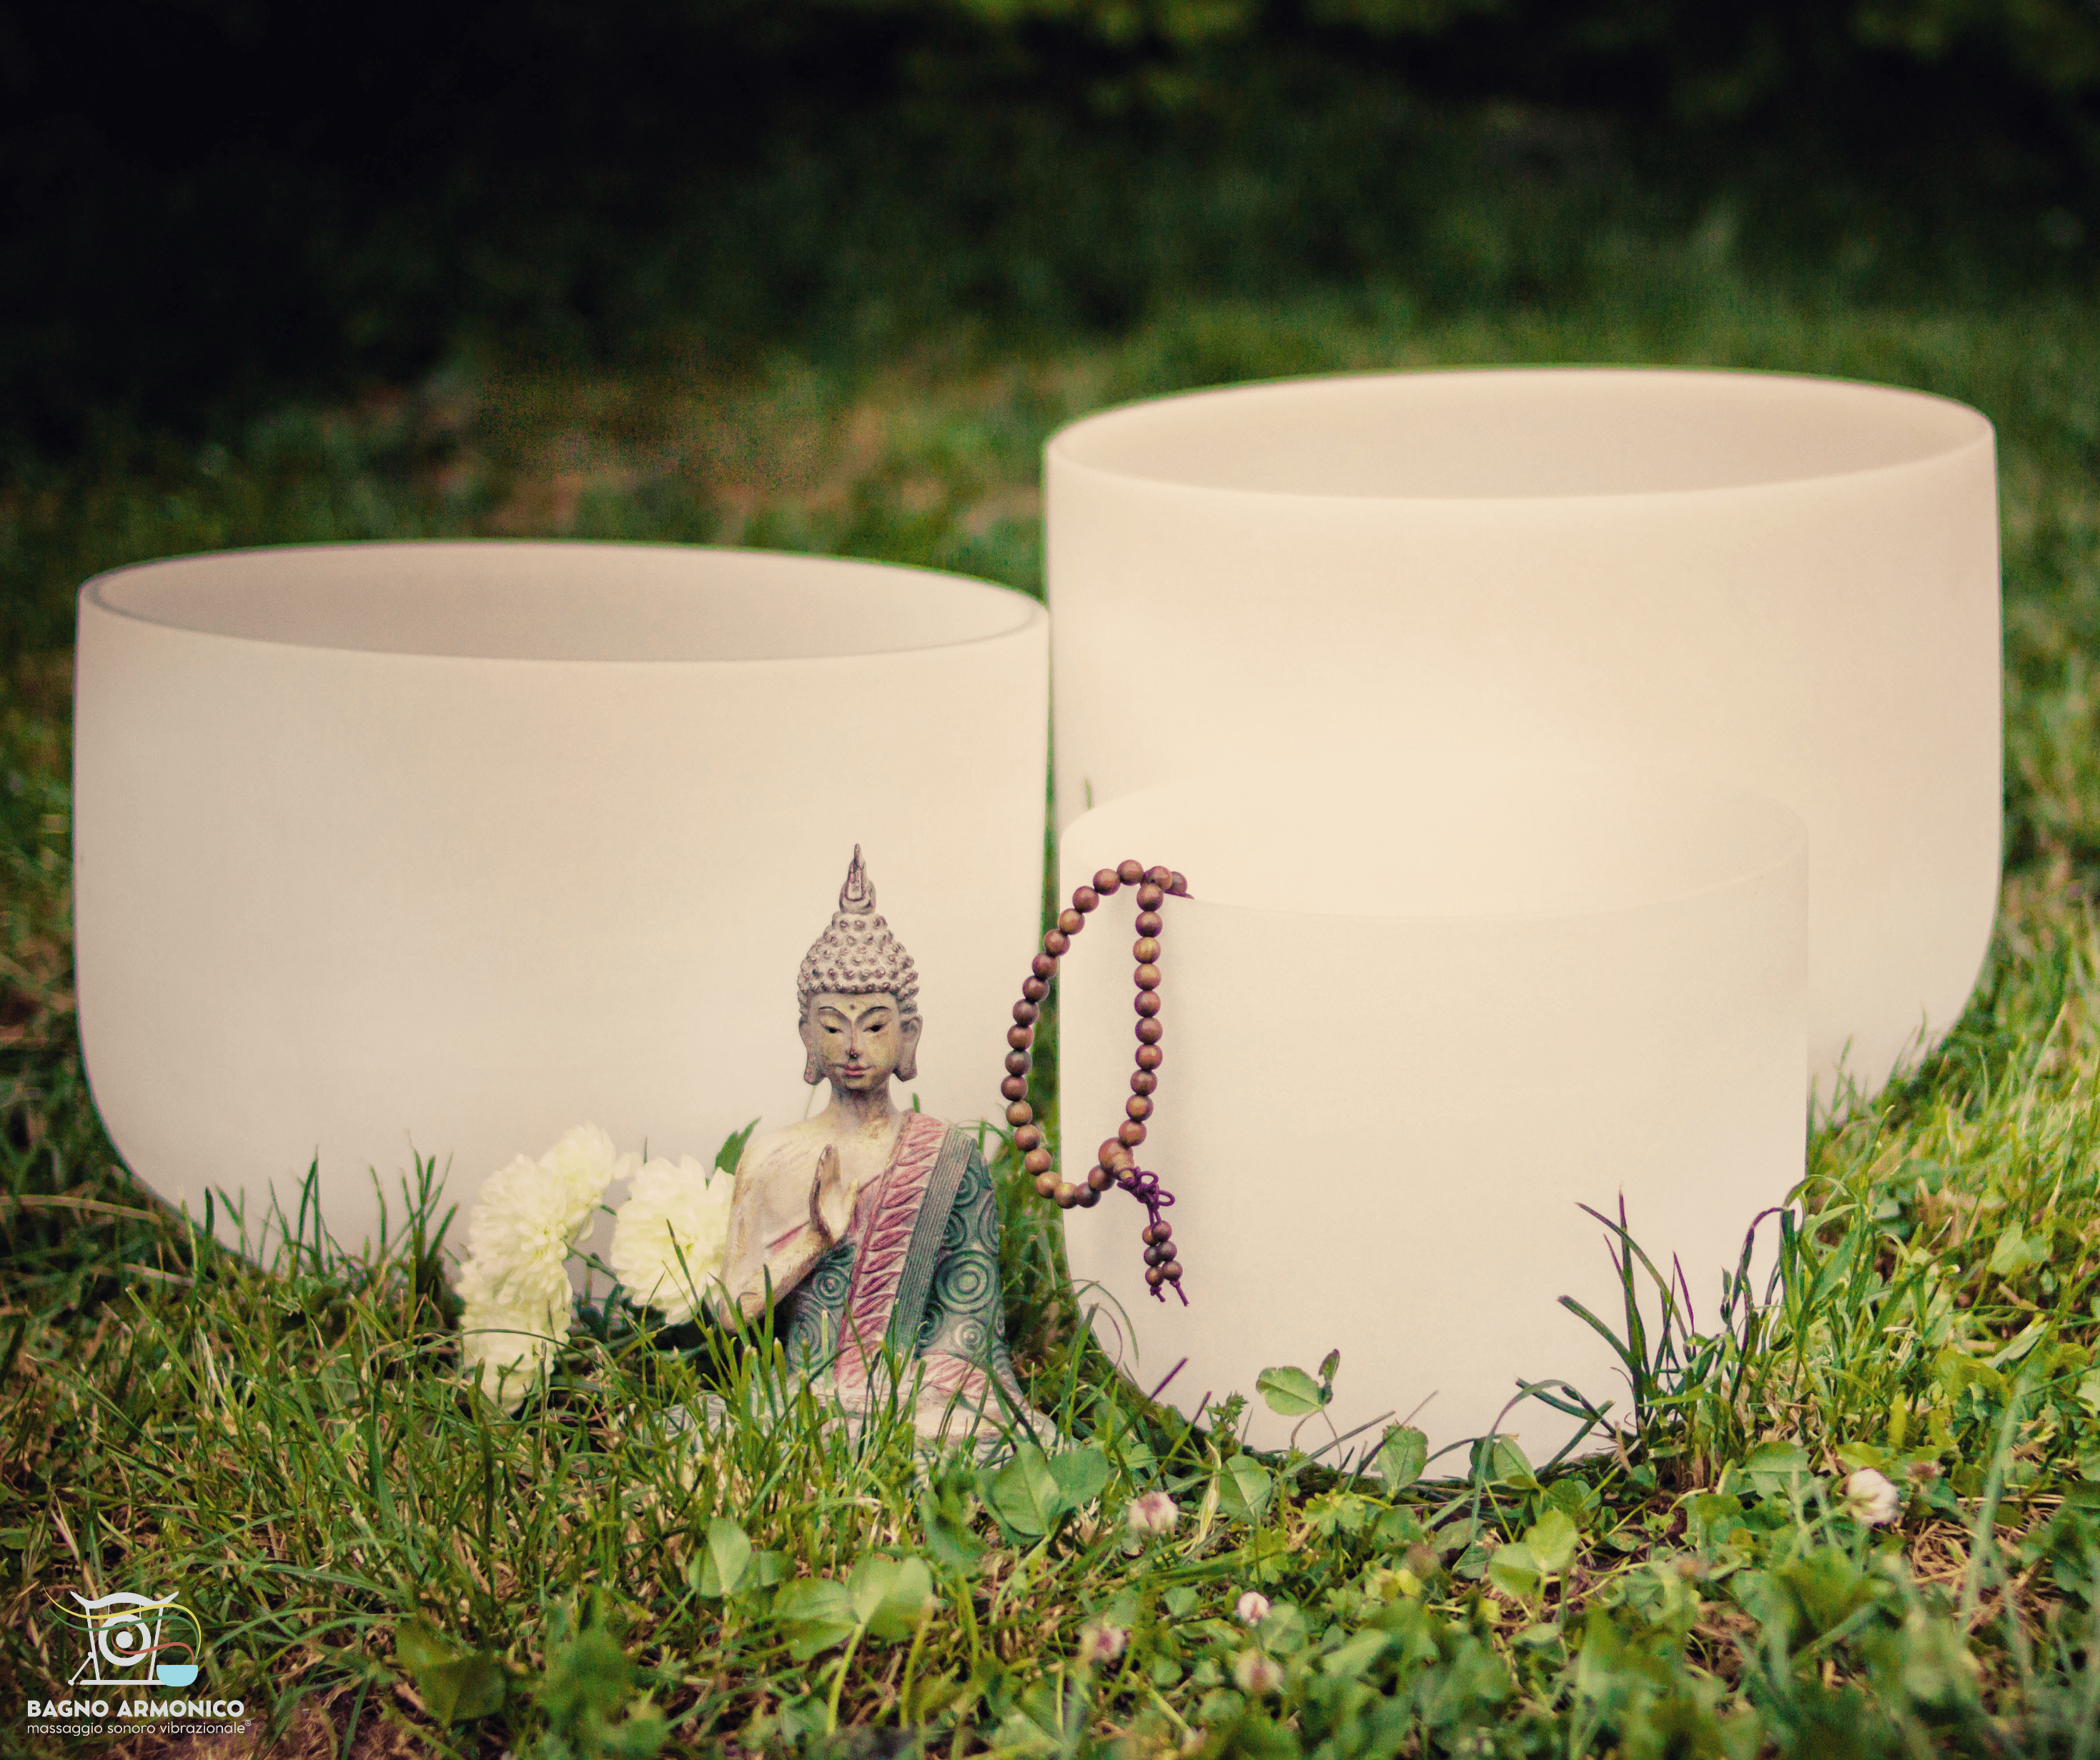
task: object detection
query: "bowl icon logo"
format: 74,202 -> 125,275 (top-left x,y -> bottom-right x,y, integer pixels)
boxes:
67,1589 -> 203,1689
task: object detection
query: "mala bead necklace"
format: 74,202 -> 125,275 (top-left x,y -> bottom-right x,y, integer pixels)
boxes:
1001,859 -> 1191,1305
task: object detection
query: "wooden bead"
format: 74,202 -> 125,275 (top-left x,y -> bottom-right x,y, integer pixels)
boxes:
1006,1101 -> 1033,1126
1136,883 -> 1165,909
1118,1120 -> 1146,1148
1074,885 -> 1101,914
1087,1164 -> 1114,1193
1169,872 -> 1189,895
1031,952 -> 1059,980
1034,1172 -> 1060,1198
1099,1139 -> 1130,1171
1078,1184 -> 1102,1208
1094,867 -> 1122,893
1130,1070 -> 1157,1095
1013,999 -> 1039,1025
1024,1148 -> 1053,1175
1163,1261 -> 1182,1282
1134,910 -> 1163,936
1006,1049 -> 1031,1075
1132,937 -> 1160,963
1144,1243 -> 1164,1266
1134,991 -> 1161,1018
1134,963 -> 1161,990
1141,1223 -> 1160,1245
1144,866 -> 1172,888
1117,860 -> 1145,885
1022,976 -> 1049,1002
1146,1266 -> 1165,1288
1136,1043 -> 1164,1070
1126,1095 -> 1152,1122
1044,930 -> 1071,956
1015,1124 -> 1044,1151
1008,1025 -> 1034,1050
1149,1220 -> 1172,1243
1136,1018 -> 1163,1045
1055,1183 -> 1081,1209
1001,1075 -> 1029,1101
1057,908 -> 1084,935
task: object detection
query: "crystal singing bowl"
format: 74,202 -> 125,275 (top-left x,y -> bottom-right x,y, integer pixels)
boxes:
1048,368 -> 2000,1099
1059,760 -> 1809,1461
74,542 -> 1049,1257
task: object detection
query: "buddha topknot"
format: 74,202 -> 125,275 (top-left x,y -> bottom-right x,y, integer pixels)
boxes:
796,845 -> 921,1024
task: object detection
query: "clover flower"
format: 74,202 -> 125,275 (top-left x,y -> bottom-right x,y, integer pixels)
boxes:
1126,1490 -> 1179,1537
1078,1621 -> 1128,1669
453,1125 -> 633,1410
609,1155 -> 733,1324
1234,1591 -> 1272,1628
1842,1466 -> 1902,1526
1234,1649 -> 1284,1696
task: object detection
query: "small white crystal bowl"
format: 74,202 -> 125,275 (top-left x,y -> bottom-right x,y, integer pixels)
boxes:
75,541 -> 1048,1258
1059,757 -> 1807,1462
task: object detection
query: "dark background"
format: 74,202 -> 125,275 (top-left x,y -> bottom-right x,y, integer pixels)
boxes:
5,0 -> 2097,454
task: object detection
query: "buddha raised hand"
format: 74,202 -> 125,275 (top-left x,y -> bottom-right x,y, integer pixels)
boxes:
716,846 -> 1039,1443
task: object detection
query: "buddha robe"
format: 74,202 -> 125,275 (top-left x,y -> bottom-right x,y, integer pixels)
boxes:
730,1110 -> 1034,1439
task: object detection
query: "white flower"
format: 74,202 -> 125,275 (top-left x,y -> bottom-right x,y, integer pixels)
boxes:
1234,1591 -> 1272,1628
541,1123 -> 633,1213
1234,1649 -> 1283,1696
609,1155 -> 733,1323
1077,1621 -> 1127,1669
452,1125 -> 633,1411
1843,1466 -> 1902,1526
1126,1490 -> 1179,1537
458,1298 -> 560,1411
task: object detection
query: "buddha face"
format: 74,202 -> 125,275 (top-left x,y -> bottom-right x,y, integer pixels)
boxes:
801,990 -> 921,1094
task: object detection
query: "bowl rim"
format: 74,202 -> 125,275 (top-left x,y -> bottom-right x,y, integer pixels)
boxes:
1046,364 -> 1994,504
77,539 -> 1047,665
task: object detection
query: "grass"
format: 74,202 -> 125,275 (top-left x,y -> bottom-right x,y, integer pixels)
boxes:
7,262 -> 2100,1754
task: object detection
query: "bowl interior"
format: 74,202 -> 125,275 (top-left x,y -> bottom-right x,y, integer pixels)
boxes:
1051,369 -> 1989,500
85,542 -> 1041,661
1064,761 -> 1804,920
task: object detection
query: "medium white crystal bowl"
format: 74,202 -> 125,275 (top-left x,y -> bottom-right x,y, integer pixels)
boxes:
1059,759 -> 1808,1462
74,542 -> 1049,1257
1048,368 -> 2000,1099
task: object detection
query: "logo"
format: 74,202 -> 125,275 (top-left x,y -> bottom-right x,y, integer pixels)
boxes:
67,1590 -> 203,1689
22,1585 -> 246,1739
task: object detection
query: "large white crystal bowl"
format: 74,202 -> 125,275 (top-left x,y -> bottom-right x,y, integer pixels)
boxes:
1048,368 -> 2000,1099
74,542 -> 1049,1258
1059,759 -> 1808,1461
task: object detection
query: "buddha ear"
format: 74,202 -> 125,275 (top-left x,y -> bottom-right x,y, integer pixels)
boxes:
896,1016 -> 922,1084
798,1015 -> 822,1085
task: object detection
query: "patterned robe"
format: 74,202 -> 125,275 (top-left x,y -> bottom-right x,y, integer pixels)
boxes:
768,1111 -> 1031,1436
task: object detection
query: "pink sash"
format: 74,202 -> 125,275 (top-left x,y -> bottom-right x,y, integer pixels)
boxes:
831,1110 -> 951,1401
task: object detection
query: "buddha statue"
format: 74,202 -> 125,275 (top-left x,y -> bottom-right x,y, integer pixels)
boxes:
716,846 -> 1039,1445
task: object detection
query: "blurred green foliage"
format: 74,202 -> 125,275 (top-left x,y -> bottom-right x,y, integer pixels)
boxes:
4,1 -> 2095,452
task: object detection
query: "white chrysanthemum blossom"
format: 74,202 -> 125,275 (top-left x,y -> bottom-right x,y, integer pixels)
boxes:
608,1155 -> 734,1323
458,1298 -> 560,1411
541,1123 -> 632,1207
452,1126 -> 633,1410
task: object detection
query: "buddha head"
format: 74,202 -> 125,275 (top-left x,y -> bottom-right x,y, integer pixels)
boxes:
796,845 -> 922,1091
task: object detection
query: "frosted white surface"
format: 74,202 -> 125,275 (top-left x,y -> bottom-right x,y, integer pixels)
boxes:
1059,760 -> 1808,1461
1049,367 -> 2001,1097
75,542 -> 1049,1260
